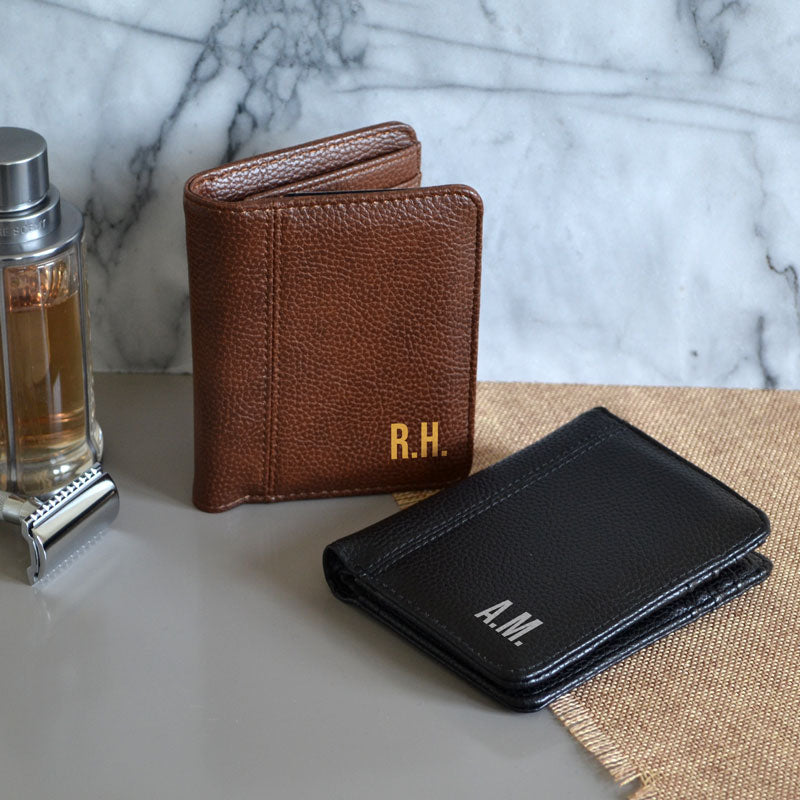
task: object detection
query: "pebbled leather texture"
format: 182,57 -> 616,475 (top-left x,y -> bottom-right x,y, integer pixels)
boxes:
323,408 -> 772,712
184,122 -> 482,511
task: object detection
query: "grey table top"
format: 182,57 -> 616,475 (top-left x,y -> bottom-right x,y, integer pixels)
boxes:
0,374 -> 624,799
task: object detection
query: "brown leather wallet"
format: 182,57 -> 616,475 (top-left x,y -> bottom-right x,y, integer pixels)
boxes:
184,122 -> 482,512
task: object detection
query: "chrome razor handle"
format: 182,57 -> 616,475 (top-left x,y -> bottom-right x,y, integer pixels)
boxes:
0,464 -> 119,584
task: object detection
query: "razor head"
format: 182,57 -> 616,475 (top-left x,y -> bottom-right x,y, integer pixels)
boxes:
20,465 -> 119,584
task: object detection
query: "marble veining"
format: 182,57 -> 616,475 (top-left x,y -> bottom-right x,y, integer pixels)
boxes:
2,0 -> 799,388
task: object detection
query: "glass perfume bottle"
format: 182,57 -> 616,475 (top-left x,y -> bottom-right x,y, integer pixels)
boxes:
0,128 -> 117,583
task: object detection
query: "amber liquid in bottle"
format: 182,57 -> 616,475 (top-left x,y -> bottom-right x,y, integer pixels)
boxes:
0,254 -> 95,494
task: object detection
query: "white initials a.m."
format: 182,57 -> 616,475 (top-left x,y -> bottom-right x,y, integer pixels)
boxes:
474,600 -> 543,646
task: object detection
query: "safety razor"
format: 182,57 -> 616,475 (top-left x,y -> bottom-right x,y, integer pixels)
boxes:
0,464 -> 119,584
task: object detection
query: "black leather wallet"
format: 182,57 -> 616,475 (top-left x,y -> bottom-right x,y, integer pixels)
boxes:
323,407 -> 771,711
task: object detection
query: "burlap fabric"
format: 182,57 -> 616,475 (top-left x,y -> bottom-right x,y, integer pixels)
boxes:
394,382 -> 799,799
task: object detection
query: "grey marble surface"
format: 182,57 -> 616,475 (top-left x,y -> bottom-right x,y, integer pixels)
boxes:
0,374 -> 626,799
3,1 -> 800,387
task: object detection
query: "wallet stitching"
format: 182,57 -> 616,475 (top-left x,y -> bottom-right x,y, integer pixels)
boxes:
263,211 -> 276,495
203,474 -> 467,509
266,475 -> 465,500
188,189 -> 478,215
196,475 -> 467,512
273,191 -> 478,212
467,192 -> 481,483
269,210 -> 282,496
193,126 -> 415,190
367,427 -> 617,572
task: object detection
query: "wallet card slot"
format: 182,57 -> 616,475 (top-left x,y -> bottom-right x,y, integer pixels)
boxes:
239,145 -> 421,202
189,121 -> 419,202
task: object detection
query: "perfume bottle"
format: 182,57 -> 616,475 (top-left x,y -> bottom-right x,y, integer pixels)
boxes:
0,128 -> 117,583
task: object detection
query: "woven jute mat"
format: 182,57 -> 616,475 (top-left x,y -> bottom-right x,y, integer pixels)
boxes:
394,382 -> 799,800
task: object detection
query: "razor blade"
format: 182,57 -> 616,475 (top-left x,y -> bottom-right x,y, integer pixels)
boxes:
0,464 -> 119,584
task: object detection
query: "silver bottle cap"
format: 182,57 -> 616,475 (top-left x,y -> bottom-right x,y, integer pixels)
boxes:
0,127 -> 49,213
0,128 -> 83,260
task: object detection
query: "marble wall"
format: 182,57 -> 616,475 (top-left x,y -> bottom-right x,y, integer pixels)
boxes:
3,0 -> 800,387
